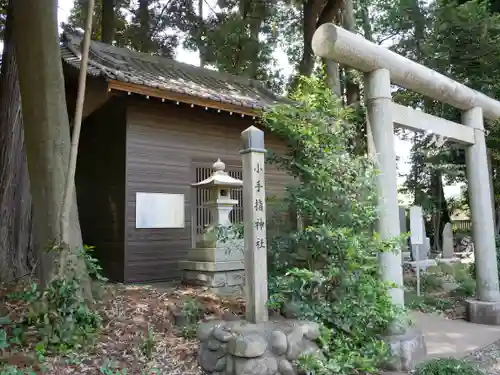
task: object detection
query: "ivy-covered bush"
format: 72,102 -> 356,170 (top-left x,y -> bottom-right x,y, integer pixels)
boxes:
262,77 -> 406,375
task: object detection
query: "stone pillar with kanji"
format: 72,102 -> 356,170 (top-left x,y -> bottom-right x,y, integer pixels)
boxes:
240,125 -> 269,323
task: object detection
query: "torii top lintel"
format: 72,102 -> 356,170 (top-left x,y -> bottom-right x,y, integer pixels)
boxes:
312,23 -> 500,120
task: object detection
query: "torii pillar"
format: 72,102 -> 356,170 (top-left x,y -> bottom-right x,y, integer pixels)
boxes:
312,27 -> 427,372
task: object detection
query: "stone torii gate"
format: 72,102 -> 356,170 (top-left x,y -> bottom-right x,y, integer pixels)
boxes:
313,23 -> 500,368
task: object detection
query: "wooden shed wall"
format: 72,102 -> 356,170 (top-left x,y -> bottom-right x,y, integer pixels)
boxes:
76,98 -> 127,282
124,99 -> 289,283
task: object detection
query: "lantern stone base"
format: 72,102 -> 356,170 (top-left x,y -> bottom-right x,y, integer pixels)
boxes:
180,260 -> 245,296
188,244 -> 244,263
197,318 -> 321,375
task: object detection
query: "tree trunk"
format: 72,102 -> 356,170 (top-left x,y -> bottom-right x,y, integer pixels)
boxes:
247,2 -> 264,78
289,0 -> 340,92
234,0 -> 265,78
430,169 -> 450,250
359,0 -> 373,41
198,0 -> 205,68
289,0 -> 327,90
101,0 -> 115,44
409,0 -> 428,205
488,149 -> 496,229
318,0 -> 342,97
410,0 -> 426,61
137,0 -> 150,53
298,0 -> 317,77
496,207 -> 500,235
0,0 -> 34,282
12,0 -> 87,289
324,59 -> 342,97
339,0 -> 360,107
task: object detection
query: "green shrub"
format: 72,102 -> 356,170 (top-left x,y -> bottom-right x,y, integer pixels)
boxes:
451,277 -> 476,297
422,274 -> 446,292
414,358 -> 484,375
178,296 -> 203,339
405,292 -> 454,312
4,245 -> 103,354
263,77 -> 405,375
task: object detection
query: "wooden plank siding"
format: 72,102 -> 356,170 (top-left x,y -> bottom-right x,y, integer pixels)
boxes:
124,99 -> 289,283
76,98 -> 127,282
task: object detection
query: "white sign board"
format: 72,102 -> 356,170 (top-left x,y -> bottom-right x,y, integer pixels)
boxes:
409,205 -> 424,245
135,192 -> 185,229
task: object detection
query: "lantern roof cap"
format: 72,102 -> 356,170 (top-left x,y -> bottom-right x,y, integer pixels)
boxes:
191,159 -> 243,188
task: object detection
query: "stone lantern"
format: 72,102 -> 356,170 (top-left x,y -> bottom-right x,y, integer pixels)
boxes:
180,159 -> 245,295
192,158 -> 243,246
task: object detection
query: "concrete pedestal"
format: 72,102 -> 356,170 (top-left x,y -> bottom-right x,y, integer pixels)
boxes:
466,299 -> 500,325
381,329 -> 427,372
188,241 -> 244,263
182,236 -> 245,295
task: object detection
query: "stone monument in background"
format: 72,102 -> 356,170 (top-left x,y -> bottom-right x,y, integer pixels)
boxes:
441,222 -> 458,262
399,206 -> 411,262
404,205 -> 436,271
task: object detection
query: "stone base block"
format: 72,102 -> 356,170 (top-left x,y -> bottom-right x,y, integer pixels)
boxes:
437,258 -> 461,265
381,329 -> 427,372
404,259 -> 437,272
181,260 -> 245,296
188,242 -> 244,263
466,299 -> 500,325
197,318 -> 321,375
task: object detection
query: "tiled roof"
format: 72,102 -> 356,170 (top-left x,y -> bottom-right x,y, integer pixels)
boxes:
60,32 -> 285,111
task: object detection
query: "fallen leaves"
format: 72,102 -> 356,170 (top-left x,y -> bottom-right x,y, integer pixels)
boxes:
0,281 -> 247,374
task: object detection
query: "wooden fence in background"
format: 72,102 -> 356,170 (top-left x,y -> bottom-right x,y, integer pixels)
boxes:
452,219 -> 472,232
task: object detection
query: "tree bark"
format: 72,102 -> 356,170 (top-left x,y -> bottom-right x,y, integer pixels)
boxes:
234,0 -> 266,78
324,59 -> 342,97
59,0 -> 95,298
247,1 -> 265,78
430,169 -> 450,250
339,0 -> 359,107
137,0 -> 151,53
318,0 -> 342,97
0,0 -> 34,282
290,0 -> 327,89
12,0 -> 87,289
290,0 -> 339,91
198,0 -> 205,68
359,0 -> 373,42
299,0 -> 318,77
101,0 -> 115,44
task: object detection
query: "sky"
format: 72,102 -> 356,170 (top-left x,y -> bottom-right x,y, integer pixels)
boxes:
56,0 -> 462,200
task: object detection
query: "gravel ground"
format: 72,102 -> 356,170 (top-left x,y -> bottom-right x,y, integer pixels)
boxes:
465,338 -> 500,374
